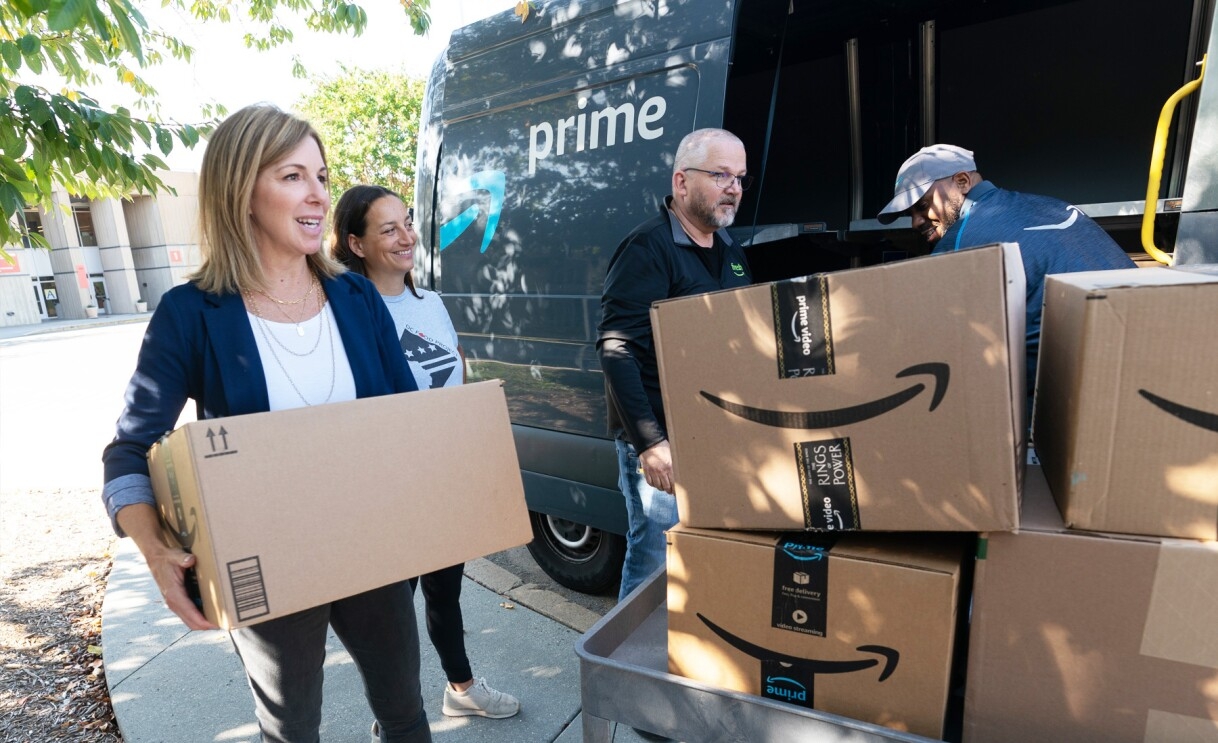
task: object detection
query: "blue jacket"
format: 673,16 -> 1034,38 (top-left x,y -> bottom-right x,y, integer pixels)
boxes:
101,271 -> 416,533
934,181 -> 1135,403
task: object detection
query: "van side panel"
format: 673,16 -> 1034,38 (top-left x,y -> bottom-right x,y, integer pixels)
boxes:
434,9 -> 732,439
422,1 -> 737,528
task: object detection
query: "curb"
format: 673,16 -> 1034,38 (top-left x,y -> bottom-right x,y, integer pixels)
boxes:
464,557 -> 605,634
0,314 -> 149,342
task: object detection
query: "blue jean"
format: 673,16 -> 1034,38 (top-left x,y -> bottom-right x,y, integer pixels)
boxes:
615,438 -> 678,601
229,580 -> 431,743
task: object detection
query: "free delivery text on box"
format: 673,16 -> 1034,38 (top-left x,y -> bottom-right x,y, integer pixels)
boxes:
1034,266 -> 1218,539
965,465 -> 1218,742
651,244 -> 1026,532
667,525 -> 968,739
148,381 -> 531,629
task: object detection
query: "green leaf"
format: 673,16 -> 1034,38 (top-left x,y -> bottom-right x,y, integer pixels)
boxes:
108,0 -> 145,63
0,156 -> 30,183
84,4 -> 112,42
79,38 -> 105,65
19,35 -> 41,57
9,0 -> 38,17
140,153 -> 168,170
47,0 -> 90,32
1,42 -> 21,72
13,86 -> 34,108
26,98 -> 53,127
0,182 -> 25,220
26,232 -> 51,251
155,127 -> 172,155
132,119 -> 151,147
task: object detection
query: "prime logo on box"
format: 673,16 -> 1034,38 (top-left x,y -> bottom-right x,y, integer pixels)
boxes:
695,612 -> 899,709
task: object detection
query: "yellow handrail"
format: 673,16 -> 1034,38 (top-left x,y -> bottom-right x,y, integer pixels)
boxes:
1142,53 -> 1207,266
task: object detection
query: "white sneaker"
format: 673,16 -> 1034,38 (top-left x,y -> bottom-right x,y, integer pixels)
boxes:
441,677 -> 520,719
370,720 -> 380,742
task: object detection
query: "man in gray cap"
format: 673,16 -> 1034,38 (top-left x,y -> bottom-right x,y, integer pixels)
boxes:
877,143 -> 1134,414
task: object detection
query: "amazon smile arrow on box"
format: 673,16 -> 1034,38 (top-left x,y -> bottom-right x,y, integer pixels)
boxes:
651,244 -> 1025,532
667,525 -> 969,738
1033,266 -> 1218,539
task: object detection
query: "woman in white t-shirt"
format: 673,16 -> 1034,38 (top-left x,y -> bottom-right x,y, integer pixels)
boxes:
331,185 -> 520,721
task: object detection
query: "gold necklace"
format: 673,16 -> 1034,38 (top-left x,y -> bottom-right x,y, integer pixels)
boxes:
246,287 -> 322,344
248,279 -> 319,337
259,275 -> 318,306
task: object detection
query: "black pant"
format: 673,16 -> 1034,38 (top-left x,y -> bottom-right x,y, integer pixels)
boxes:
229,580 -> 431,743
409,563 -> 472,685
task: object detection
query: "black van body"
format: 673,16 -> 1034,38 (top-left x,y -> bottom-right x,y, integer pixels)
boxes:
415,0 -> 1218,592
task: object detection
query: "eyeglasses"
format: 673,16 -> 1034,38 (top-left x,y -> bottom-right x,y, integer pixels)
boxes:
684,167 -> 754,191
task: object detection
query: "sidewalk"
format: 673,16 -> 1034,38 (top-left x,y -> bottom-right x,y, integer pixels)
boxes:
102,540 -> 634,742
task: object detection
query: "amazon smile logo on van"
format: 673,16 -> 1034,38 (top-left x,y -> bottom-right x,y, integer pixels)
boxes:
439,170 -> 505,253
1139,389 -> 1218,433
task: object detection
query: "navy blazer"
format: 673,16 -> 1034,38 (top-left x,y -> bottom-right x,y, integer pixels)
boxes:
103,271 -> 416,485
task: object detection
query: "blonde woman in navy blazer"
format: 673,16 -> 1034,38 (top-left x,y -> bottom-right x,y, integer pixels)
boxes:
101,105 -> 431,743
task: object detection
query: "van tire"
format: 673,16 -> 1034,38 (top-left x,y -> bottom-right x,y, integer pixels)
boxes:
526,511 -> 625,595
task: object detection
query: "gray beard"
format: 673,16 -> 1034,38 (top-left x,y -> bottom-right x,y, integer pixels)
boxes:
689,192 -> 738,230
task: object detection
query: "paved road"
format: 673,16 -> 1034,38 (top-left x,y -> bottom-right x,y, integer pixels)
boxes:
0,321 -> 617,617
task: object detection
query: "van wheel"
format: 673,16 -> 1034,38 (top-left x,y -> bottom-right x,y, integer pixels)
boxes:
526,511 -> 625,595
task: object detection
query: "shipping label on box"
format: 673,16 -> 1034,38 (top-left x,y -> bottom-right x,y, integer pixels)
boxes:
1034,266 -> 1218,539
148,381 -> 531,629
965,465 -> 1218,743
668,525 -> 967,738
652,244 -> 1026,532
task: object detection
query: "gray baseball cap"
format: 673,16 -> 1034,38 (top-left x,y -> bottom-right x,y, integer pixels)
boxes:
876,144 -> 977,224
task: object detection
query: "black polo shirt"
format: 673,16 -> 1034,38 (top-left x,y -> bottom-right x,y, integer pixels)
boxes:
597,199 -> 752,451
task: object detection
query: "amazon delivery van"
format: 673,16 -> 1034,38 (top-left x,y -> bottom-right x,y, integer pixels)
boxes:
413,0 -> 1218,592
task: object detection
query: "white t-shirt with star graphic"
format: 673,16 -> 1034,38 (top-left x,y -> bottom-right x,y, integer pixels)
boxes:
380,287 -> 463,389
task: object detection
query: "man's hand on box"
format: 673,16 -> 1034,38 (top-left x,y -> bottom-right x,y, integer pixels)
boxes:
116,503 -> 220,631
640,440 -> 675,495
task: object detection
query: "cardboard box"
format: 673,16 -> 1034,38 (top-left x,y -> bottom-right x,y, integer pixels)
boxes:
652,244 -> 1026,532
1034,267 -> 1218,539
965,465 -> 1218,742
148,381 -> 531,629
667,526 -> 967,738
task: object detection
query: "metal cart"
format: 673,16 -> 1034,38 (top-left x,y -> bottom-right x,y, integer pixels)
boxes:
576,568 -> 944,742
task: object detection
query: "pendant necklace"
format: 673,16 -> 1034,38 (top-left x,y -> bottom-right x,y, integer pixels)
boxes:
256,277 -> 319,336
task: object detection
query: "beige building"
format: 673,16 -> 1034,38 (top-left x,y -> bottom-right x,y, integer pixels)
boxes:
0,172 -> 201,328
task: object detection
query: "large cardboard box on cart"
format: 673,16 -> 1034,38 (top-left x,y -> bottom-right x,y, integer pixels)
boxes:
965,465 -> 1218,742
651,244 -> 1026,532
1033,266 -> 1218,539
148,381 -> 531,629
667,524 -> 968,739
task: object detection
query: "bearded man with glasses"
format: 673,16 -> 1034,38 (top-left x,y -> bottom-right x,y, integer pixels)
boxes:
597,128 -> 753,602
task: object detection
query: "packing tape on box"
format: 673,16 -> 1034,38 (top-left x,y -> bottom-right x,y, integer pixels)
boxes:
1144,709 -> 1218,742
1141,541 -> 1218,669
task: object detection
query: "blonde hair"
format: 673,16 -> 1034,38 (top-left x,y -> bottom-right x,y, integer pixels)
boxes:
190,104 -> 344,295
